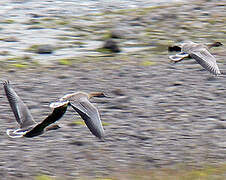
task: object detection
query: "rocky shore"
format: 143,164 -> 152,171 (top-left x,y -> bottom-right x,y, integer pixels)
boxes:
0,0 -> 225,179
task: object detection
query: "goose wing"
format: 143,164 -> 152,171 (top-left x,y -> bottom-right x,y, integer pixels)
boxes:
3,81 -> 36,128
190,48 -> 221,75
24,102 -> 68,137
70,97 -> 104,139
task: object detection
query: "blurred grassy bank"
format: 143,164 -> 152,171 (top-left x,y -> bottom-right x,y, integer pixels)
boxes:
0,0 -> 225,71
35,163 -> 226,180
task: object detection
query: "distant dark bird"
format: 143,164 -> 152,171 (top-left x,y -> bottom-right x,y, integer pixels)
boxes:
169,41 -> 223,75
3,81 -> 68,138
50,91 -> 107,140
103,39 -> 121,53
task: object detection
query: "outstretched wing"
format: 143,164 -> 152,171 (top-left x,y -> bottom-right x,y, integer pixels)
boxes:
70,98 -> 104,139
24,103 -> 68,137
190,48 -> 221,75
3,81 -> 36,128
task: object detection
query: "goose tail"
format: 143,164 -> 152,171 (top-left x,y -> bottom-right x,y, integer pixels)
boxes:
6,129 -> 25,138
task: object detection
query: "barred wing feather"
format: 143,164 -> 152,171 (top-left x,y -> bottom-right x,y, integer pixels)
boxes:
3,81 -> 36,128
190,48 -> 221,75
70,98 -> 104,139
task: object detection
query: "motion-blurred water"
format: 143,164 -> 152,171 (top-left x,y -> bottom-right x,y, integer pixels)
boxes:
0,0 -> 225,179
0,0 -> 184,18
0,0 -> 185,64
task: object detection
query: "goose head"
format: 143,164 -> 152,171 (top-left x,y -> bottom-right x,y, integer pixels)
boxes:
88,92 -> 107,99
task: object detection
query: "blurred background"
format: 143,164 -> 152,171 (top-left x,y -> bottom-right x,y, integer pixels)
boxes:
0,0 -> 225,179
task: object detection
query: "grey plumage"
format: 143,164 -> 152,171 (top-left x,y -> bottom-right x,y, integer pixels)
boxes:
50,91 -> 105,140
3,81 -> 68,138
4,80 -> 36,129
70,97 -> 104,139
189,49 -> 220,75
169,41 -> 222,75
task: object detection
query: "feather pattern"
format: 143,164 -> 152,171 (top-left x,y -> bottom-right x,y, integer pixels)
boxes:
190,48 -> 221,75
169,41 -> 222,75
70,97 -> 104,139
3,81 -> 36,128
3,81 -> 68,138
51,91 -> 105,139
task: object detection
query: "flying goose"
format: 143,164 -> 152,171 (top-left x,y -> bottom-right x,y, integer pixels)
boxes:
168,41 -> 223,52
3,80 -> 68,138
50,91 -> 106,140
169,41 -> 223,75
